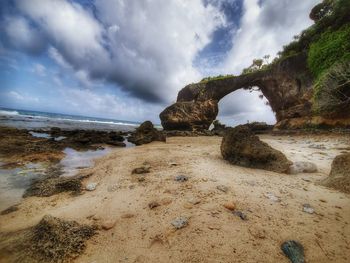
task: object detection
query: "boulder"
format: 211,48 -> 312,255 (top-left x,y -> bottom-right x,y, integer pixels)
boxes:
159,100 -> 218,131
221,126 -> 292,173
322,153 -> 350,193
128,121 -> 166,145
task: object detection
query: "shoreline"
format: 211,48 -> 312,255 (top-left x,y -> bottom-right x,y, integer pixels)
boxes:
0,131 -> 349,262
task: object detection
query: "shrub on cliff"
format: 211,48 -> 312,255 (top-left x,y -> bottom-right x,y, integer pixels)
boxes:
308,25 -> 350,78
313,60 -> 350,117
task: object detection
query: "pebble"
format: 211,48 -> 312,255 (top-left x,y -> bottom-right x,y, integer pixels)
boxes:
264,192 -> 280,202
217,185 -> 229,193
303,204 -> 314,214
132,166 -> 150,174
281,240 -> 305,263
171,217 -> 188,229
148,201 -> 160,209
86,182 -> 97,191
187,198 -> 201,205
223,202 -> 236,211
101,219 -> 116,230
233,211 -> 248,221
175,175 -> 188,182
289,162 -> 317,174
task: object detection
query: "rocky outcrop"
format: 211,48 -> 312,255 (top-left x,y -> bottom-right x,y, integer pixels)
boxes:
160,53 -> 315,131
221,126 -> 292,173
128,121 -> 166,145
322,153 -> 350,193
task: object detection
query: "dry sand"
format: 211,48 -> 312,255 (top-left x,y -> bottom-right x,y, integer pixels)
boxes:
0,134 -> 350,262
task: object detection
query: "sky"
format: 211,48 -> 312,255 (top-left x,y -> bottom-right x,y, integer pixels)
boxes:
0,0 -> 320,125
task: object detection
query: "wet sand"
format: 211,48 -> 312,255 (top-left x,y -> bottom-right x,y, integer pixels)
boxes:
0,134 -> 349,262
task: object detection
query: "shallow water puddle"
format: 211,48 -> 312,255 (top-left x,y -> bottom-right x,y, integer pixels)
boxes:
29,131 -> 66,141
60,147 -> 111,177
0,163 -> 46,211
0,147 -> 112,211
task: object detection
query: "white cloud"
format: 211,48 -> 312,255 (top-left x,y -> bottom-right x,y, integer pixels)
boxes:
222,0 -> 320,74
15,0 -> 224,102
3,16 -> 46,54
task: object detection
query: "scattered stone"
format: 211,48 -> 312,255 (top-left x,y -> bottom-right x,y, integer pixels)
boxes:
303,204 -> 314,214
233,211 -> 247,221
289,161 -> 317,174
101,219 -> 116,230
183,203 -> 193,209
281,240 -> 305,263
107,184 -> 119,192
121,213 -> 135,219
0,204 -> 19,215
86,182 -> 97,191
264,192 -> 280,202
221,126 -> 292,173
127,121 -> 166,146
148,201 -> 160,209
132,165 -> 151,174
321,153 -> 350,194
223,202 -> 236,211
171,217 -> 189,229
187,198 -> 201,205
175,175 -> 189,182
216,185 -> 229,193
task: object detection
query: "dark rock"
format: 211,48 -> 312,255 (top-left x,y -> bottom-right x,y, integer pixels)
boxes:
132,165 -> 151,174
243,122 -> 274,134
160,100 -> 218,131
322,153 -> 350,193
0,204 -> 19,215
127,121 -> 166,145
221,125 -> 292,173
24,177 -> 82,197
148,201 -> 160,209
281,240 -> 305,263
233,211 -> 248,221
0,215 -> 96,262
174,175 -> 189,182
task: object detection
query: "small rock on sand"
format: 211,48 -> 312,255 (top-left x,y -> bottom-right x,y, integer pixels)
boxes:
101,219 -> 116,230
223,202 -> 236,211
264,192 -> 280,202
233,211 -> 247,221
171,217 -> 188,229
132,166 -> 151,174
175,175 -> 188,182
217,185 -> 229,193
289,162 -> 317,174
281,240 -> 305,263
148,201 -> 160,209
86,183 -> 97,191
303,204 -> 314,214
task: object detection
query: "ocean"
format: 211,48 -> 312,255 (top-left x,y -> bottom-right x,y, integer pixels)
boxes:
0,107 -> 141,131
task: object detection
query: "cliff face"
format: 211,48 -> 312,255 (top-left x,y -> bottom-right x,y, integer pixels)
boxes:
160,53 -> 318,131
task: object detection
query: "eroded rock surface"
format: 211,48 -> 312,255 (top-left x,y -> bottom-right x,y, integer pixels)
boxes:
128,121 -> 166,145
322,153 -> 350,193
0,215 -> 96,263
221,126 -> 292,173
160,53 -> 314,131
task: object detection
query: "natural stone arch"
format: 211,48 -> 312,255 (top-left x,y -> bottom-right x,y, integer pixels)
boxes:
160,53 -> 314,131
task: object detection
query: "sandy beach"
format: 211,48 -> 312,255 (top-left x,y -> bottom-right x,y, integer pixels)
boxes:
1,134 -> 349,263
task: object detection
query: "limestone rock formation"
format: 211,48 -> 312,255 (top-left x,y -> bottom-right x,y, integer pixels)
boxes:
160,100 -> 218,131
221,126 -> 292,173
160,53 -> 314,131
322,153 -> 350,193
128,121 -> 166,145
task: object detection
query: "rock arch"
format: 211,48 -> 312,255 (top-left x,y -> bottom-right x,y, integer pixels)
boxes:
160,53 -> 314,130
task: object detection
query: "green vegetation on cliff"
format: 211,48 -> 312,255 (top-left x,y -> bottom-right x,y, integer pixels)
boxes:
308,25 -> 350,79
